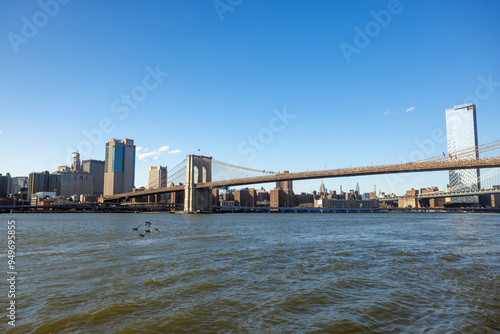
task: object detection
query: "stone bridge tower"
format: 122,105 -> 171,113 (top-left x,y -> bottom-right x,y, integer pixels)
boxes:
184,155 -> 213,212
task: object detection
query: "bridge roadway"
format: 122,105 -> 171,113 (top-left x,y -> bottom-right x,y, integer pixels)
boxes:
102,157 -> 500,201
417,189 -> 500,199
379,188 -> 500,202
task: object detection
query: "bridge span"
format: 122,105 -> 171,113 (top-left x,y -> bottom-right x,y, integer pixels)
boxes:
101,156 -> 500,211
199,157 -> 500,189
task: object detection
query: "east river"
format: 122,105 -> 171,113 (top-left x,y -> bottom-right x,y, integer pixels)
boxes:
2,213 -> 499,333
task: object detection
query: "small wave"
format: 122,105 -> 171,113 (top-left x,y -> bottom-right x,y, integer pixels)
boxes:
438,253 -> 463,262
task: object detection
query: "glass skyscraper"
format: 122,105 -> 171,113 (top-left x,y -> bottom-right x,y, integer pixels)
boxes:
445,103 -> 480,204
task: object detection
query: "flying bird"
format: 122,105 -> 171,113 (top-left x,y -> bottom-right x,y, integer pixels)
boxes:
132,225 -> 140,231
145,228 -> 159,233
145,221 -> 151,227
138,234 -> 145,239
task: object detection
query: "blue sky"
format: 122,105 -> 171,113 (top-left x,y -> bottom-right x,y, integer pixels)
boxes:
1,0 -> 500,195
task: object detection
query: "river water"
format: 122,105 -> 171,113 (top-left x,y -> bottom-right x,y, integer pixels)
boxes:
2,213 -> 500,333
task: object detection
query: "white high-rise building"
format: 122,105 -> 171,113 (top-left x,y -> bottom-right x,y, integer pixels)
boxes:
148,166 -> 167,189
445,103 -> 480,204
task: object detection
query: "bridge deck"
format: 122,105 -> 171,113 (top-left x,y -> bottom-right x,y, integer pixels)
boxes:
102,157 -> 500,201
200,157 -> 500,188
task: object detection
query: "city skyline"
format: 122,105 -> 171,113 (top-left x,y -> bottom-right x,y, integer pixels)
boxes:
1,1 -> 500,195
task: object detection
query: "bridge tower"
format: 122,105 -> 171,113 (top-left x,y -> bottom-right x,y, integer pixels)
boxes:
184,155 -> 213,212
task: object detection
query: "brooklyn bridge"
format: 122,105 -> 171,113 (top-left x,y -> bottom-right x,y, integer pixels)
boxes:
100,140 -> 500,212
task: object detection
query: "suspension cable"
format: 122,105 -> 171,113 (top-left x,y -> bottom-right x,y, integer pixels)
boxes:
212,159 -> 276,174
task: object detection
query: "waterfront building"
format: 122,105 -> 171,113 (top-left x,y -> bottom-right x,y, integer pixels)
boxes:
148,166 -> 167,189
212,189 -> 220,206
0,173 -> 11,198
420,187 -> 446,208
270,188 -> 294,208
9,176 -> 28,202
223,191 -> 234,202
234,188 -> 256,207
28,171 -> 60,199
30,191 -> 57,206
57,172 -> 93,198
491,185 -> 500,208
104,138 -> 136,196
315,197 -> 379,209
398,189 -> 420,208
52,152 -> 93,198
82,160 -> 105,196
276,171 -> 293,191
445,103 -> 480,204
256,187 -> 269,202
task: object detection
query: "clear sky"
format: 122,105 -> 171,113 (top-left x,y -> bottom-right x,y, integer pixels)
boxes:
1,0 -> 500,195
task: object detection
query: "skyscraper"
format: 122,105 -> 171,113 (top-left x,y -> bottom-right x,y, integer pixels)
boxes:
319,181 -> 326,194
104,138 -> 136,196
276,171 -> 293,191
445,103 -> 480,204
82,159 -> 105,196
28,171 -> 60,198
148,166 -> 167,189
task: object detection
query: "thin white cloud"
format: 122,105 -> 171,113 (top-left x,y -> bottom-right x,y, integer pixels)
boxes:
168,149 -> 181,155
159,146 -> 170,152
384,110 -> 399,116
406,106 -> 415,113
136,145 -> 181,161
0,130 -> 2,139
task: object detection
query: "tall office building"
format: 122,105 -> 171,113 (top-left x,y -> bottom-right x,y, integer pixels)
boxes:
82,159 -> 105,196
104,138 -> 136,196
319,181 -> 326,194
445,103 -> 480,204
276,171 -> 293,191
28,171 -> 60,198
148,166 -> 167,189
0,173 -> 12,198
